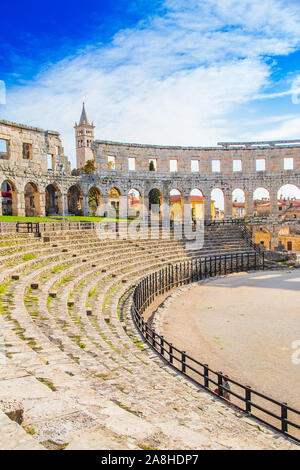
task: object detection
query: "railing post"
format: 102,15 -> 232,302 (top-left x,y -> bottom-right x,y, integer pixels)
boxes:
160,335 -> 164,356
217,371 -> 223,397
152,329 -> 156,347
204,364 -> 209,388
281,402 -> 288,433
181,351 -> 186,373
169,343 -> 173,364
245,386 -> 252,413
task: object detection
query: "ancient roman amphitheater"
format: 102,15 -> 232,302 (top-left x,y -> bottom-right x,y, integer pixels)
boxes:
0,115 -> 300,450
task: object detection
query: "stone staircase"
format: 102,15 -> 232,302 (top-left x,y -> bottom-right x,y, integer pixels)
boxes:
0,226 -> 296,450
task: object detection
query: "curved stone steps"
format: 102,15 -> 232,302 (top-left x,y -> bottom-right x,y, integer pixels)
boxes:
0,229 -> 297,450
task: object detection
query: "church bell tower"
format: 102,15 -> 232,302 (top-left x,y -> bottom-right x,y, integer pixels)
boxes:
74,103 -> 95,168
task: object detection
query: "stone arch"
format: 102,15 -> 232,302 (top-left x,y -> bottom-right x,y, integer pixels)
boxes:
211,188 -> 224,220
45,183 -> 61,216
24,182 -> 40,217
1,179 -> 18,216
67,185 -> 84,216
128,188 -> 142,218
277,184 -> 300,220
232,188 -> 246,219
108,187 -> 121,217
190,188 -> 204,220
88,186 -> 102,216
169,188 -> 183,221
148,188 -> 162,218
253,187 -> 270,217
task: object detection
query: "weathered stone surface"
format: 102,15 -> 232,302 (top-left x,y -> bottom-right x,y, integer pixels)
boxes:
0,398 -> 24,424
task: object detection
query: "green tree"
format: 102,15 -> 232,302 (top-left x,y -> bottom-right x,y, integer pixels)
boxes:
149,189 -> 161,207
149,160 -> 156,171
82,159 -> 96,175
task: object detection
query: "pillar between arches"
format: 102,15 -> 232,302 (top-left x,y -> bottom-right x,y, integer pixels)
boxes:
204,194 -> 211,220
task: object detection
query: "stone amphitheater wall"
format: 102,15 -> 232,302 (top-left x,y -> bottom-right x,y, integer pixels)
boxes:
1,118 -> 300,224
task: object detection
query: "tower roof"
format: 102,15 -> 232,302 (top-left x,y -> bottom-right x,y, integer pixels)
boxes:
79,102 -> 89,126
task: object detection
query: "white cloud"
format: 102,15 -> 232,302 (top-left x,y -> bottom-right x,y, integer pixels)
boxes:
0,81 -> 5,104
253,117 -> 300,141
2,0 -> 300,166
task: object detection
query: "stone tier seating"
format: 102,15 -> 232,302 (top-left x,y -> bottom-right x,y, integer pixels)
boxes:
0,226 -> 297,450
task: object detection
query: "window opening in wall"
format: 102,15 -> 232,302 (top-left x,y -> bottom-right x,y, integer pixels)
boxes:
23,143 -> 32,160
191,160 -> 199,172
212,160 -> 220,172
0,139 -> 8,159
170,159 -> 178,172
233,159 -> 242,172
47,154 -> 53,170
256,159 -> 266,171
284,157 -> 293,170
149,159 -> 157,171
107,155 -> 116,169
128,157 -> 136,171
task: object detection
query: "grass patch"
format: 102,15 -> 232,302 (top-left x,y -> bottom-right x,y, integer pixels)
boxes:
88,286 -> 97,298
22,253 -> 36,261
24,427 -> 36,435
36,377 -> 57,391
138,443 -> 157,451
0,216 -> 53,222
58,275 -> 73,286
51,264 -> 69,273
112,400 -> 139,416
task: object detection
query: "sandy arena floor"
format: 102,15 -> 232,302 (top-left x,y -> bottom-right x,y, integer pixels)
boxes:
161,270 -> 300,410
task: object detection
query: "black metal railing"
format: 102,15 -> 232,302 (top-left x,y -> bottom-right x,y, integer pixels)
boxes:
131,253 -> 300,443
239,223 -> 263,254
38,221 -> 96,232
16,222 -> 40,234
13,221 -> 96,234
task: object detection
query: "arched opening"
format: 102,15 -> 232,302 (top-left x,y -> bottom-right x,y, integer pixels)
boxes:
88,187 -> 101,216
277,184 -> 300,220
211,188 -> 224,220
108,187 -> 121,217
190,188 -> 204,221
45,184 -> 61,216
67,185 -> 84,216
170,188 -> 183,222
128,189 -> 142,218
253,187 -> 270,217
1,180 -> 17,216
25,182 -> 40,217
148,188 -> 162,219
232,188 -> 246,219
254,227 -> 271,249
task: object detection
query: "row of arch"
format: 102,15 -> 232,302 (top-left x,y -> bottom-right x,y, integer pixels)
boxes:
1,180 -> 300,219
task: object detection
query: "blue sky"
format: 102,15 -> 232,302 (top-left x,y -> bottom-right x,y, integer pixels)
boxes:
1,0 -> 300,168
